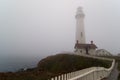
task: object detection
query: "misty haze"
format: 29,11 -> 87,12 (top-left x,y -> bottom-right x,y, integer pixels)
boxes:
0,0 -> 120,72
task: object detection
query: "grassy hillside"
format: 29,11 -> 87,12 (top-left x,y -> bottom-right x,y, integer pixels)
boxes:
38,54 -> 111,73
0,54 -> 112,80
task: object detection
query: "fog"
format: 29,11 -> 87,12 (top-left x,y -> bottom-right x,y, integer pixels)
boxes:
0,0 -> 120,71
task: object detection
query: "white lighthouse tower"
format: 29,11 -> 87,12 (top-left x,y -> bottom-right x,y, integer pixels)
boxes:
74,7 -> 97,55
75,7 -> 86,43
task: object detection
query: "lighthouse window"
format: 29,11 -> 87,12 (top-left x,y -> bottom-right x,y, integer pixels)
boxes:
81,32 -> 83,37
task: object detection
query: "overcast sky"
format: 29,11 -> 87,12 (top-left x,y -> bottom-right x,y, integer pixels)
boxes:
0,0 -> 120,71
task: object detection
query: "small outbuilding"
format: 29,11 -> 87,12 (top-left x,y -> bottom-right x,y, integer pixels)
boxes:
74,41 -> 97,55
95,49 -> 112,56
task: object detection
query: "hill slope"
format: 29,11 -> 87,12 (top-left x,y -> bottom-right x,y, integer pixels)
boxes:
37,54 -> 111,79
0,53 -> 112,80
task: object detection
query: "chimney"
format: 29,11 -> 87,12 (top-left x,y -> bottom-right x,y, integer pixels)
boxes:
91,41 -> 93,44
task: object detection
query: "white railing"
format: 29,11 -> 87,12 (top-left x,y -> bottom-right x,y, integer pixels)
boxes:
49,56 -> 115,80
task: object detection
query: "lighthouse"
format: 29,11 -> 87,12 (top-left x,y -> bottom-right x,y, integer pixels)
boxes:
74,7 -> 97,55
75,7 -> 86,44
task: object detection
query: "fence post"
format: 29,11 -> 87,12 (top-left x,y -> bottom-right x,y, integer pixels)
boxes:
55,76 -> 57,80
64,74 -> 67,80
61,75 -> 63,80
51,78 -> 54,80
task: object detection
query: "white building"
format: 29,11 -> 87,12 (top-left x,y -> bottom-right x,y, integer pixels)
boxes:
74,7 -> 97,55
95,49 -> 112,56
74,41 -> 97,55
118,53 -> 120,56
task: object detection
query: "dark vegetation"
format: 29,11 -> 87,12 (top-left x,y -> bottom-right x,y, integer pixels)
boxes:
0,54 -> 112,80
118,74 -> 120,80
100,56 -> 120,70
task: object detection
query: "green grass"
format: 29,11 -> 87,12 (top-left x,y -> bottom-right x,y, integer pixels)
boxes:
99,56 -> 120,70
38,54 -> 111,73
0,54 -> 112,80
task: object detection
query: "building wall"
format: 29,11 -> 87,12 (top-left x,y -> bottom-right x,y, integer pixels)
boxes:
75,48 -> 96,55
75,48 -> 86,55
75,49 -> 112,56
76,17 -> 86,43
95,49 -> 112,56
88,49 -> 96,55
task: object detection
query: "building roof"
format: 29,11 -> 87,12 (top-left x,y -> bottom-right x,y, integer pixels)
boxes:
74,43 -> 97,49
95,49 -> 112,56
